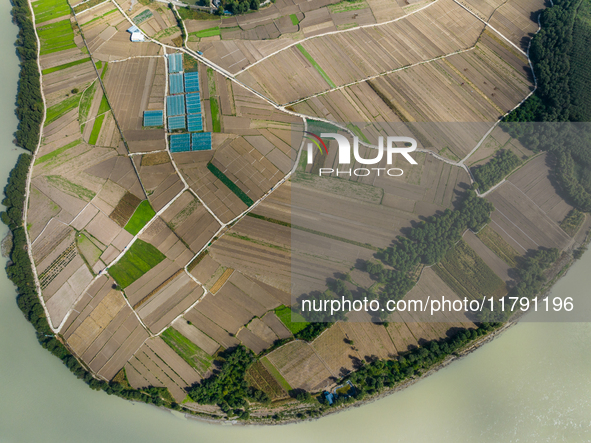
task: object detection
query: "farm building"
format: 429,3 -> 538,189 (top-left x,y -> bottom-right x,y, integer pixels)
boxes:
184,72 -> 200,92
167,95 -> 185,116
143,110 -> 163,127
126,25 -> 145,42
170,133 -> 191,152
169,73 -> 184,95
167,53 -> 183,73
187,114 -> 203,132
191,132 -> 211,151
168,115 -> 186,130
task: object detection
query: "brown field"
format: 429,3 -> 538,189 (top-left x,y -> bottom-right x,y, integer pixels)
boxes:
136,272 -> 203,333
183,309 -> 240,349
238,0 -> 484,104
125,336 -> 202,402
103,57 -> 166,152
266,340 -> 334,391
311,323 -> 359,378
78,6 -> 162,61
261,312 -> 292,339
487,154 -> 572,253
138,157 -> 185,211
160,191 -> 221,254
62,276 -> 150,380
237,327 -> 270,354
489,0 -> 546,51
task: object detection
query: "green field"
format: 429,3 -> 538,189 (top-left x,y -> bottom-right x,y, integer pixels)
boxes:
88,94 -> 111,145
45,93 -> 81,125
42,58 -> 92,75
275,305 -> 308,334
37,20 -> 76,55
289,14 -> 299,26
108,239 -> 166,288
78,83 -> 97,127
209,97 -> 221,132
160,328 -> 213,374
207,162 -> 254,207
34,139 -> 82,166
33,0 -> 70,24
296,44 -> 336,88
433,239 -> 506,301
124,200 -> 156,235
81,9 -> 118,27
261,357 -> 292,392
190,26 -> 220,38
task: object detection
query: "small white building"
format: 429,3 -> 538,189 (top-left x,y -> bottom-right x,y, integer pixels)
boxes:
127,25 -> 145,42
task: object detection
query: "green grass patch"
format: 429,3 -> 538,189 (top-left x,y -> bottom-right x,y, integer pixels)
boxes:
100,62 -> 109,80
161,328 -> 213,373
433,239 -> 506,301
88,94 -> 110,144
46,175 -> 96,201
45,93 -> 81,125
78,83 -> 96,126
289,14 -> 299,26
33,0 -> 70,24
190,26 -> 220,38
209,97 -> 221,132
80,9 -> 118,27
261,357 -> 292,392
328,0 -> 368,13
34,139 -> 82,165
274,305 -> 309,334
42,58 -> 91,75
207,162 -> 254,206
88,114 -> 105,145
37,20 -> 76,55
183,53 -> 199,72
296,44 -> 336,88
207,68 -> 216,96
124,200 -> 156,235
108,239 -> 166,288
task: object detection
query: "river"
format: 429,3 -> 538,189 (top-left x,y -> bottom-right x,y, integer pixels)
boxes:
1,3 -> 591,442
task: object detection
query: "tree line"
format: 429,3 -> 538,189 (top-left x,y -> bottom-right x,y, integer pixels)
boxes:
11,0 -> 43,153
471,150 -> 521,192
503,0 -> 591,212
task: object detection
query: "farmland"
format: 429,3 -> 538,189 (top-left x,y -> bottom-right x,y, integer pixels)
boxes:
433,239 -> 507,301
125,201 -> 156,236
108,239 -> 166,288
17,0 -> 578,421
160,327 -> 213,374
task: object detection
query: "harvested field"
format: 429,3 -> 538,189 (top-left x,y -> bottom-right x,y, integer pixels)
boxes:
486,161 -> 572,253
209,268 -> 234,294
61,276 -> 150,380
311,323 -> 358,377
239,0 -> 484,104
136,271 -> 203,333
488,0 -> 546,51
339,321 -> 398,360
237,327 -> 271,354
102,57 -> 166,152
261,312 -> 292,340
110,192 -> 142,227
266,340 -> 334,391
183,309 -> 240,349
